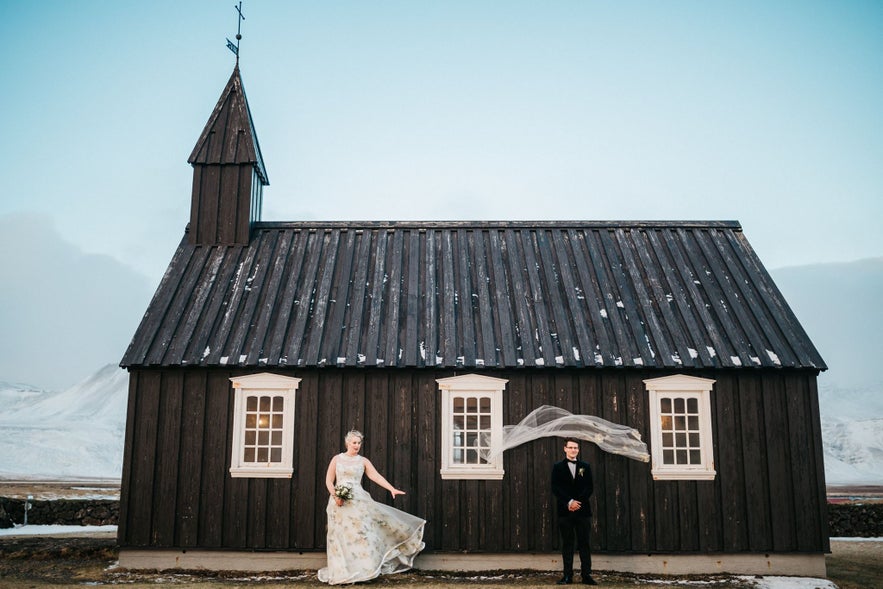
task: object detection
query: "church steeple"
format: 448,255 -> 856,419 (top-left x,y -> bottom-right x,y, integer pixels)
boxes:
187,65 -> 269,245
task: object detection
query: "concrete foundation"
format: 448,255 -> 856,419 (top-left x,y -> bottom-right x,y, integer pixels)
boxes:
119,549 -> 827,578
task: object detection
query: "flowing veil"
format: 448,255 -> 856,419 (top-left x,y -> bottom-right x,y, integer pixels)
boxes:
485,405 -> 650,462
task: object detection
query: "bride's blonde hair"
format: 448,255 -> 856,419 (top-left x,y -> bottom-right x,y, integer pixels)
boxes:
345,429 -> 364,443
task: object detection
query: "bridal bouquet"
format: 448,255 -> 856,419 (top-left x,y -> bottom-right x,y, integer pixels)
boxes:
334,484 -> 354,503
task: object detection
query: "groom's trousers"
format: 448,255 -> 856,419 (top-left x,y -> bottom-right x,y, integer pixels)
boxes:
558,513 -> 592,578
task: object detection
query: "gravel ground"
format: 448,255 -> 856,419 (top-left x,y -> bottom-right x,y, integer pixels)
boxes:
0,535 -> 876,588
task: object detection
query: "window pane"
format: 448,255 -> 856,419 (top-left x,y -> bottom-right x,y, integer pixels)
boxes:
233,383 -> 297,476
439,380 -> 505,476
648,383 -> 714,478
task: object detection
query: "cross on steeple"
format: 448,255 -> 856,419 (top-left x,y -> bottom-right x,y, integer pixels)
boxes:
226,1 -> 246,62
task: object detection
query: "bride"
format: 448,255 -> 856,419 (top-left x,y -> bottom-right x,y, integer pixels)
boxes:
317,430 -> 426,585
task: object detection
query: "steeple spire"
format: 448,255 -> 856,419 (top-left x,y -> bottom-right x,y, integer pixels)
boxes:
187,66 -> 269,245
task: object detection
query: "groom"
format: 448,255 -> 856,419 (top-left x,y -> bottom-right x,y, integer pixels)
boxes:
551,438 -> 596,585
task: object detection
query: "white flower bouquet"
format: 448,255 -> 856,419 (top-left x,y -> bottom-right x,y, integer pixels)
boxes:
334,483 -> 353,503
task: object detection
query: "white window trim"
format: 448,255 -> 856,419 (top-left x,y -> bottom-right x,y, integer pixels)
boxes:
644,375 -> 716,481
229,373 -> 301,478
437,374 -> 507,480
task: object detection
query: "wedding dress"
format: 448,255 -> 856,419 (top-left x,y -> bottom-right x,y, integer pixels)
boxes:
317,453 -> 426,585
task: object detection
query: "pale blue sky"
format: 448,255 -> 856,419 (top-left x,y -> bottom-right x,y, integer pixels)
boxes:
0,1 -> 881,390
2,1 -> 881,282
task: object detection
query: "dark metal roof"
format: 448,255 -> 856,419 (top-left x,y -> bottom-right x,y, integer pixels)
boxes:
121,220 -> 826,371
188,66 -> 269,184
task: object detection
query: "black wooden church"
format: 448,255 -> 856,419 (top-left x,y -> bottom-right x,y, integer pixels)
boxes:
118,66 -> 829,576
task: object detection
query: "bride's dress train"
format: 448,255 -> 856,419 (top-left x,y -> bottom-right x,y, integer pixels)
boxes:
318,453 -> 425,585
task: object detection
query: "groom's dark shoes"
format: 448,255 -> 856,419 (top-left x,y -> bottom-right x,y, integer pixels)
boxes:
582,575 -> 598,585
556,576 -> 573,585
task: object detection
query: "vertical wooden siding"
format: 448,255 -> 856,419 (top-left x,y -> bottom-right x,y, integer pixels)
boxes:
118,367 -> 828,554
189,164 -> 254,245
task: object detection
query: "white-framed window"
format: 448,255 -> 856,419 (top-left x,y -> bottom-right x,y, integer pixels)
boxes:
437,374 -> 507,480
644,375 -> 716,481
229,373 -> 301,478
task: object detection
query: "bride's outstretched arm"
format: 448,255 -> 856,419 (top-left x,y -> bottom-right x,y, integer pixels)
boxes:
363,458 -> 406,498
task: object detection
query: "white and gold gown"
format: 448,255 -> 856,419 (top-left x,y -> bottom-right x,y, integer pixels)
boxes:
317,453 -> 426,585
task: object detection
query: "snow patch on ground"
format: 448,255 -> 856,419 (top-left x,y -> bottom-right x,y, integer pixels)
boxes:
737,576 -> 836,589
0,524 -> 117,537
830,536 -> 883,541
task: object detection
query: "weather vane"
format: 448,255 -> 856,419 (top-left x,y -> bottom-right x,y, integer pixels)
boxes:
226,1 -> 245,63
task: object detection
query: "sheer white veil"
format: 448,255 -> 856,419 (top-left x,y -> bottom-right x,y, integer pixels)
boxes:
486,405 -> 650,462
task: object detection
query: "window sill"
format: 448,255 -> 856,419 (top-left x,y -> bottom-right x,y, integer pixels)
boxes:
230,467 -> 293,479
440,468 -> 505,480
651,469 -> 716,481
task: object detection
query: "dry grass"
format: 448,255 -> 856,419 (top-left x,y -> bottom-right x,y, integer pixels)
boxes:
824,540 -> 883,589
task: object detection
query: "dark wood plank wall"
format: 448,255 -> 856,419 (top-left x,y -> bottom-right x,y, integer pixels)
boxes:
118,367 -> 828,554
189,164 -> 253,245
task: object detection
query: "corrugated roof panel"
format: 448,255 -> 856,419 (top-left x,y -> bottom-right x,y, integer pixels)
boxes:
121,221 -> 826,371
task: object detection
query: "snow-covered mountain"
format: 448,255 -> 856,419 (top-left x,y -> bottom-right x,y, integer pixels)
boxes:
771,258 -> 883,486
817,382 -> 883,485
0,364 -> 128,480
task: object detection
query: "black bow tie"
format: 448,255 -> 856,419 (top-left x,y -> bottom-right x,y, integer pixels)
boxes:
567,460 -> 578,464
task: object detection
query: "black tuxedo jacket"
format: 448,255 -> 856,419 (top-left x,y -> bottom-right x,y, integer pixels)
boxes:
551,459 -> 593,518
